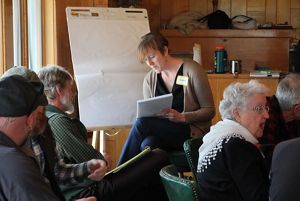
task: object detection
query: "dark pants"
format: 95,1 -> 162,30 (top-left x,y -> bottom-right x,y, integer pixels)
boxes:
95,148 -> 170,201
118,117 -> 190,165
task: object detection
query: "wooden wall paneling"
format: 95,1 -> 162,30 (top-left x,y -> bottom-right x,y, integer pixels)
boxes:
172,0 -> 190,15
291,0 -> 300,33
43,0 -> 108,68
256,78 -> 278,96
161,29 -> 292,72
20,0 -> 28,67
189,0 -> 208,15
207,0 -> 214,13
114,128 -> 130,168
141,0 -> 161,32
247,0 -> 266,23
247,0 -> 266,12
225,37 -> 289,71
54,0 -> 94,75
291,8 -> 300,28
104,136 -> 116,170
277,0 -> 291,24
225,38 -> 290,71
160,0 -> 175,25
247,11 -> 266,24
3,0 -> 13,70
0,0 -> 4,74
108,0 -> 118,7
160,0 -> 189,27
231,0 -> 247,17
42,0 -> 56,65
217,0 -> 231,16
94,0 -> 109,6
266,0 -> 277,23
295,29 -> 300,39
291,0 -> 300,28
292,0 -> 300,8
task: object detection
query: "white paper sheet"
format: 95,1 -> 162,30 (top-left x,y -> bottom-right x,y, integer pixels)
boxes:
66,7 -> 150,129
137,93 -> 173,118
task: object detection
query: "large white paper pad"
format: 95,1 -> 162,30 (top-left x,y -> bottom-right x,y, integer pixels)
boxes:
137,93 -> 173,118
66,7 -> 150,129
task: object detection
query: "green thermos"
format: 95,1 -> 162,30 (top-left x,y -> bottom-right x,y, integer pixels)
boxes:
214,45 -> 227,73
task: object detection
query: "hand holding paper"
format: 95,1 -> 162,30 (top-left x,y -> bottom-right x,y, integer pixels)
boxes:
158,108 -> 186,123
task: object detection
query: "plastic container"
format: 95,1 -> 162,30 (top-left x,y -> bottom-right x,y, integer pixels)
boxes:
214,45 -> 228,73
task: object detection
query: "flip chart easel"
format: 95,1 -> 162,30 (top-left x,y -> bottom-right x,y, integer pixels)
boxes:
66,7 -> 150,152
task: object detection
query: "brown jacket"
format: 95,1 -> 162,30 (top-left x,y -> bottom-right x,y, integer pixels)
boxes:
143,58 -> 215,137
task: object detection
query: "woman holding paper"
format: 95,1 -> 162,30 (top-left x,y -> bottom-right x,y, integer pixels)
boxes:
118,32 -> 215,164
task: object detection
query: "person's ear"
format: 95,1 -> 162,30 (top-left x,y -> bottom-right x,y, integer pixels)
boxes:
55,84 -> 64,97
293,104 -> 300,118
232,108 -> 241,123
163,46 -> 169,56
25,113 -> 34,132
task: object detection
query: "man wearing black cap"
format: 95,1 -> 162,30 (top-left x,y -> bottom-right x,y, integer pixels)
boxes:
0,75 -> 59,200
1,66 -> 111,201
0,75 -> 98,201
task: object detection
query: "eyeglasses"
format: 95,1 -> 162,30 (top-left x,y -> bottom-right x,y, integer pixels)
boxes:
248,105 -> 270,114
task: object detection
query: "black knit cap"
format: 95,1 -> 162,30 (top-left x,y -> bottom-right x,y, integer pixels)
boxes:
0,75 -> 48,117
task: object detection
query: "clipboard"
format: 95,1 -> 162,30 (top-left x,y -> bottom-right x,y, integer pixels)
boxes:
137,93 -> 173,118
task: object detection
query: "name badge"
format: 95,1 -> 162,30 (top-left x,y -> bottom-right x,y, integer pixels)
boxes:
176,75 -> 188,86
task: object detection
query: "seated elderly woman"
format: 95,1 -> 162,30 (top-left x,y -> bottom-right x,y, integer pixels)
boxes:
197,80 -> 270,201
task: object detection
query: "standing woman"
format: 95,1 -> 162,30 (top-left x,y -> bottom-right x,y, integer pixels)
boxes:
118,32 -> 215,164
197,80 -> 270,201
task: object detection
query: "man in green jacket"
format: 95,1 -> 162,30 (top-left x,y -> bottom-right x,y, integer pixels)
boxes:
38,64 -> 170,201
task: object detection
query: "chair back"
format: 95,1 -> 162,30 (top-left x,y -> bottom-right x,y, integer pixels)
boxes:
167,150 -> 189,176
160,164 -> 200,201
183,137 -> 203,180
